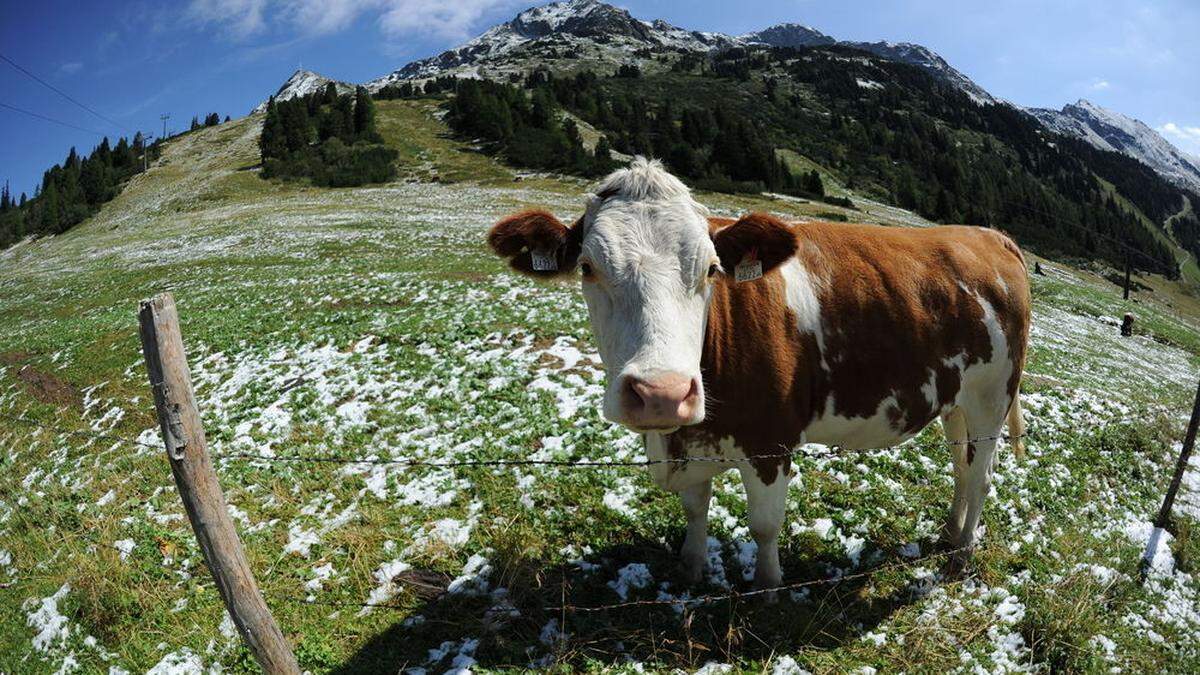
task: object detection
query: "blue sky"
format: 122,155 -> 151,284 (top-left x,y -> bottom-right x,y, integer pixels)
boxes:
2,0 -> 1198,198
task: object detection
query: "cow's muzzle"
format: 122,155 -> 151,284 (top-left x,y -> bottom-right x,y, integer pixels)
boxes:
616,372 -> 702,432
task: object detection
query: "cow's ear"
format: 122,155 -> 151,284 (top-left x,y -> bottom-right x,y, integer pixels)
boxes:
711,213 -> 797,280
487,209 -> 582,278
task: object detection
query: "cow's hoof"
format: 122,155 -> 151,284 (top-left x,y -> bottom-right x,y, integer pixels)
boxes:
941,548 -> 973,579
676,561 -> 704,585
940,522 -> 962,548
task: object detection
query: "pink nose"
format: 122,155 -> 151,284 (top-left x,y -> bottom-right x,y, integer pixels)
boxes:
620,373 -> 701,429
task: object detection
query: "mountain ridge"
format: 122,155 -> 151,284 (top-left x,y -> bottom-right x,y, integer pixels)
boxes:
362,0 -> 998,106
1028,99 -> 1200,194
253,69 -> 355,113
268,0 -> 1194,210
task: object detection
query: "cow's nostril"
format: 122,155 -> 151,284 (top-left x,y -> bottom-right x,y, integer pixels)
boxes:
622,376 -> 648,411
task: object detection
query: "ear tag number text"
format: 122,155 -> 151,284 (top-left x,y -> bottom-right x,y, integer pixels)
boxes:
531,250 -> 558,272
735,259 -> 763,283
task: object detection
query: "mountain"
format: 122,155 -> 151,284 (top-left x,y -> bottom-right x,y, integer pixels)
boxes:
253,69 -> 354,113
365,0 -> 996,105
367,0 -> 738,87
736,25 -> 993,105
839,41 -> 995,105
359,0 -> 1200,202
739,23 -> 835,49
1028,100 -> 1200,194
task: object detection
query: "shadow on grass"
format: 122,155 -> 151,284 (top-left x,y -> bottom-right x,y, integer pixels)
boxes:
332,535 -> 929,673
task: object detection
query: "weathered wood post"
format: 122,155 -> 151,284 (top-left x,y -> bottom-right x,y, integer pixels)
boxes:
1121,312 -> 1135,337
139,293 -> 300,674
1141,378 -> 1200,579
1123,256 -> 1132,300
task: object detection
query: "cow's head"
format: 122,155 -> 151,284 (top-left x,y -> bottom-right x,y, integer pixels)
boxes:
489,158 -> 796,433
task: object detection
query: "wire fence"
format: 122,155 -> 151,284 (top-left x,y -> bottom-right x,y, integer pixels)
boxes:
1,407 -> 1008,617
273,544 -> 969,617
0,410 -> 1027,471
2,403 -> 1022,614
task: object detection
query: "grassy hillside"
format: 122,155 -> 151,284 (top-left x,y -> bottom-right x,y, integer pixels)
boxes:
2,101 -> 1200,673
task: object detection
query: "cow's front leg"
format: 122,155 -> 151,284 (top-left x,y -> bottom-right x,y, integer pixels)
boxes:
678,479 -> 712,583
738,463 -> 790,590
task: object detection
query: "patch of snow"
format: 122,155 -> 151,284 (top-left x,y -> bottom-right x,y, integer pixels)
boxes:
608,562 -> 653,600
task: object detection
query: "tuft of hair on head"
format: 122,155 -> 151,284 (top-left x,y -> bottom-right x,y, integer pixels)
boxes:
593,156 -> 695,204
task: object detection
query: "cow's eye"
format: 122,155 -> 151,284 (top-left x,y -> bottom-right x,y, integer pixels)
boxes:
580,262 -> 594,278
707,264 -> 719,278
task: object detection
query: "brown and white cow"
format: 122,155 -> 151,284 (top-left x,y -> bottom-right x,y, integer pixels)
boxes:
488,157 -> 1030,587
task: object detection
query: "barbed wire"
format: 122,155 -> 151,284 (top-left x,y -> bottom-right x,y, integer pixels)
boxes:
1,409 -> 1027,469
546,545 -> 968,613
274,545 -> 969,616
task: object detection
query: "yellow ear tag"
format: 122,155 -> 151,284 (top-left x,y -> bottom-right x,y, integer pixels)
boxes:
735,260 -> 762,282
531,250 -> 558,272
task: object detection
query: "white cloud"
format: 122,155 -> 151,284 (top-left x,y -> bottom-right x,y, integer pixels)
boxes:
284,0 -> 381,35
1157,122 -> 1200,156
377,0 -> 517,41
1088,79 -> 1110,91
186,0 -> 514,40
187,0 -> 269,39
58,62 -> 83,76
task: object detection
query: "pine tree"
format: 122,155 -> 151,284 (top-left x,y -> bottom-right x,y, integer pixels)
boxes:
804,170 -> 824,197
39,181 -> 61,231
352,87 -> 377,142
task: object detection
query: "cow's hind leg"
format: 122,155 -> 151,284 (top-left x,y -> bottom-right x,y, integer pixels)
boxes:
942,407 -> 970,545
678,479 -> 712,584
737,463 -> 790,591
948,409 -> 1005,567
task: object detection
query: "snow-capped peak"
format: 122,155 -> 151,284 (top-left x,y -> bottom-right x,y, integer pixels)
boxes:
1027,99 -> 1200,194
739,23 -> 836,49
365,1 -> 994,105
253,70 -> 354,114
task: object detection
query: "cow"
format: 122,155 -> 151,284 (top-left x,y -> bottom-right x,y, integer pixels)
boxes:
487,157 -> 1030,588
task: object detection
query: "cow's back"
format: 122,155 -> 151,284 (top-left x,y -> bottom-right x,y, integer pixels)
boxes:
698,221 -> 1030,454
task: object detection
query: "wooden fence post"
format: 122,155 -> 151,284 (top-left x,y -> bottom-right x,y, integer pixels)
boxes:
139,293 -> 300,674
1141,378 -> 1200,579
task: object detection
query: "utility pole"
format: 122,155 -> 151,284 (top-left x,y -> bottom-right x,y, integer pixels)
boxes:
1123,255 -> 1132,300
141,134 -> 152,172
160,114 -> 170,140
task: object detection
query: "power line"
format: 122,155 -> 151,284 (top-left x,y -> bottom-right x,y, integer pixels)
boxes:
0,101 -> 110,137
0,51 -> 129,133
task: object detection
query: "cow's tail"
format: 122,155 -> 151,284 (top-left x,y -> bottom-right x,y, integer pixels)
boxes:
1007,391 -> 1027,460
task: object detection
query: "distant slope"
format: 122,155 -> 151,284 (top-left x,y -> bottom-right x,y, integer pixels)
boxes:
1028,100 -> 1200,194
359,0 -> 1200,205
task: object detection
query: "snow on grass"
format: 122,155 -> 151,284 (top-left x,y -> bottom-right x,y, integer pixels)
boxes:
609,563 -> 653,600
4,114 -> 1200,671
24,584 -> 71,653
144,648 -> 205,675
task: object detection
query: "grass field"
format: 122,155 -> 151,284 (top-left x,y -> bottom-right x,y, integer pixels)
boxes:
2,101 -> 1200,673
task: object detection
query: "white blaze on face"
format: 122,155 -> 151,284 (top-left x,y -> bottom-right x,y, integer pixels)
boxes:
577,159 -> 717,427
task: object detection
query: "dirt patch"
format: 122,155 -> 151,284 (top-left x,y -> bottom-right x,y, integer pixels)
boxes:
11,363 -> 79,406
0,350 -> 34,366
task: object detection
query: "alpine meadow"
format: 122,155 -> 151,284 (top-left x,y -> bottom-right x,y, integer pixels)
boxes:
2,1 -> 1200,673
